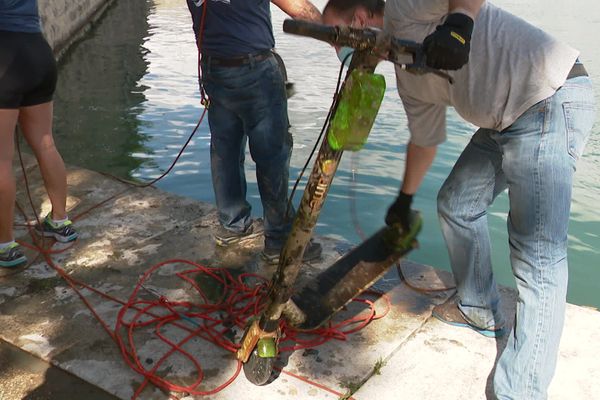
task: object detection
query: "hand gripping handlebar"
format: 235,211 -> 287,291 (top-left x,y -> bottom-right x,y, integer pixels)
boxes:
282,19 -> 453,83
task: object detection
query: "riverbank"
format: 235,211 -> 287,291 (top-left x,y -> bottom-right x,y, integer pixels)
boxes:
1,154 -> 598,399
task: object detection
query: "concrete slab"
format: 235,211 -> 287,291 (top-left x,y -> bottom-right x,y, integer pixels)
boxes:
550,304 -> 600,399
353,288 -> 600,400
352,286 -> 516,400
277,261 -> 455,397
0,339 -> 118,400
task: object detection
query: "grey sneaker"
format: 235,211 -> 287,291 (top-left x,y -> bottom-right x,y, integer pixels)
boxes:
214,219 -> 263,247
261,240 -> 323,265
35,214 -> 78,243
0,242 -> 27,268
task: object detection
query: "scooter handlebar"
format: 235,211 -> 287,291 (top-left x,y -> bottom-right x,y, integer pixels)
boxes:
282,19 -> 453,83
282,19 -> 339,43
283,19 -> 417,56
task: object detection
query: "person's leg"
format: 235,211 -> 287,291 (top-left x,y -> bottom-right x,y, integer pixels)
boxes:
243,56 -> 293,250
493,77 -> 596,400
437,128 -> 507,329
0,109 -> 20,243
18,102 -> 68,220
201,62 -> 252,233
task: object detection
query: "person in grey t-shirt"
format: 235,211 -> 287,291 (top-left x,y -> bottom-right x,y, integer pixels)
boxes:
322,0 -> 596,399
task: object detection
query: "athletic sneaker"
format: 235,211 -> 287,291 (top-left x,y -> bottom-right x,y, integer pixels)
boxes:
214,219 -> 263,247
35,214 -> 78,243
261,240 -> 323,265
432,295 -> 506,338
0,242 -> 27,268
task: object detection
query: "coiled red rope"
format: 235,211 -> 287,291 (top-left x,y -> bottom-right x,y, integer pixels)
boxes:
12,103 -> 382,400
13,210 -> 386,399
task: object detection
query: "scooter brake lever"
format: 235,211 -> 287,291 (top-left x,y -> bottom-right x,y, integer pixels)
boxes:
403,63 -> 455,84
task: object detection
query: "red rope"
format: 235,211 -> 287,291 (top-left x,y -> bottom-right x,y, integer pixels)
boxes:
110,259 -> 389,397
12,114 -> 391,400
14,128 -> 389,399
16,223 -> 389,398
278,367 -> 357,400
196,0 -> 209,106
13,140 -> 391,400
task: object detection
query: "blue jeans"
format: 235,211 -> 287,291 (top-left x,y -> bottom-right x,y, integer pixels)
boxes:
437,76 -> 596,399
201,54 -> 293,249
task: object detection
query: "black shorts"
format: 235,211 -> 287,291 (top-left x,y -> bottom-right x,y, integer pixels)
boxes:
0,30 -> 57,109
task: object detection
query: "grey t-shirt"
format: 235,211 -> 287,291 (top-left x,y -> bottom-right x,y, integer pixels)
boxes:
384,0 -> 579,146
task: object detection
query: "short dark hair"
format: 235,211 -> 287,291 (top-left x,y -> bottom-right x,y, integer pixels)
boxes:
323,0 -> 385,18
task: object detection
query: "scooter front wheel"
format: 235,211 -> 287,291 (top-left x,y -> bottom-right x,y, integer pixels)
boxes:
237,321 -> 278,386
244,349 -> 276,386
243,347 -> 277,386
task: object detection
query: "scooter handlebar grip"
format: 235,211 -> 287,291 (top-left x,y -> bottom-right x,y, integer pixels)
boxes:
283,19 -> 338,44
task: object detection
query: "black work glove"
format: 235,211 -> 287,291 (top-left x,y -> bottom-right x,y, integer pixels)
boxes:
423,13 -> 474,70
385,191 -> 413,232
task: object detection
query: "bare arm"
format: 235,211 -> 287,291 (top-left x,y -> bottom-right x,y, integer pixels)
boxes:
450,0 -> 485,19
271,0 -> 321,22
401,142 -> 437,195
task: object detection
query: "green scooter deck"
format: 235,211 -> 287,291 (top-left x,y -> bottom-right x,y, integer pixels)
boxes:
288,226 -> 417,331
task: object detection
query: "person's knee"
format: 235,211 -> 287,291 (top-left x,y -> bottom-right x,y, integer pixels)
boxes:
29,135 -> 57,155
0,162 -> 16,185
250,139 -> 290,165
0,148 -> 14,163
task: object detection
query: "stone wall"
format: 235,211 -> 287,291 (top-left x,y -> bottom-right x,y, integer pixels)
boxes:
38,0 -> 115,57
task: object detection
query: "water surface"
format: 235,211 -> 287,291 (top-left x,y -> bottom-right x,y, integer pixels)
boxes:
53,0 -> 600,308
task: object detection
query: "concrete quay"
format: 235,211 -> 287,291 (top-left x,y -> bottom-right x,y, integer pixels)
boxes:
1,154 -> 599,400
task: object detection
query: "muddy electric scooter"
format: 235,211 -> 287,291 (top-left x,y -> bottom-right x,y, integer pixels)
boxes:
237,19 -> 452,385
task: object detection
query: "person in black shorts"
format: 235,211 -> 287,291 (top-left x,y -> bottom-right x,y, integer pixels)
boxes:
0,0 -> 78,268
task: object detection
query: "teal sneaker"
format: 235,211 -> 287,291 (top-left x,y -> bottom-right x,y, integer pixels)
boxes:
432,295 -> 507,338
35,214 -> 78,243
0,242 -> 27,268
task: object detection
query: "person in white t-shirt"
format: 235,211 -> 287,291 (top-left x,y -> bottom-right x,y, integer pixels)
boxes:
322,1 -> 595,399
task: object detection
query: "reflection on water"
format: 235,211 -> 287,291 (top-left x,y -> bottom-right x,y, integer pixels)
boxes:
130,0 -> 212,199
53,0 -> 600,308
53,0 -> 152,177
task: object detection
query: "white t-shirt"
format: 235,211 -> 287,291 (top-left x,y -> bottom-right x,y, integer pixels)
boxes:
383,0 -> 579,146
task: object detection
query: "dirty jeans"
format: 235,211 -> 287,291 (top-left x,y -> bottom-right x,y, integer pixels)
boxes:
437,76 -> 596,399
201,54 -> 293,249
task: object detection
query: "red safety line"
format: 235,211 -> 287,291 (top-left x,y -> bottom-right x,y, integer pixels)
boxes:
14,121 -> 390,399
13,110 -> 389,400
